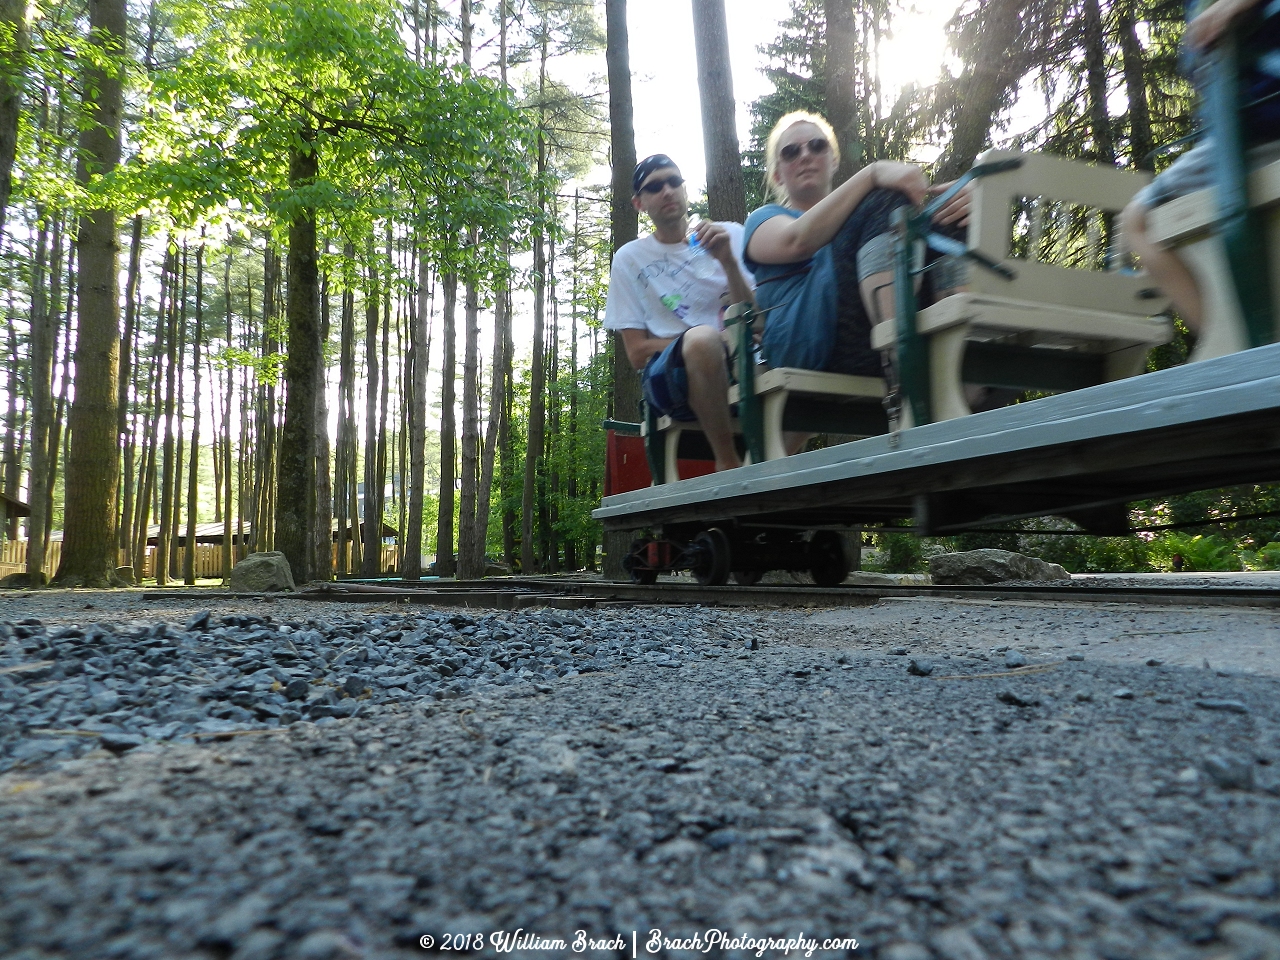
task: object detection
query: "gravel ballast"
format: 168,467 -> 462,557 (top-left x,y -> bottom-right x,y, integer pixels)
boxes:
0,590 -> 1278,960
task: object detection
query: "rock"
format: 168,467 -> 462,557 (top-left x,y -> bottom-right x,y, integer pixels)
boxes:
890,647 -> 908,656
882,944 -> 932,960
229,552 -> 296,593
928,549 -> 1070,585
1067,654 -> 1085,661
99,732 -> 145,755
1004,650 -> 1028,668
1196,699 -> 1249,714
1218,919 -> 1280,960
284,678 -> 311,701
185,611 -> 212,632
1145,658 -> 1164,667
997,690 -> 1038,708
1113,688 -> 1135,700
0,571 -> 46,588
1203,753 -> 1254,791
1074,690 -> 1094,702
933,926 -> 990,960
295,929 -> 362,960
907,658 -> 934,676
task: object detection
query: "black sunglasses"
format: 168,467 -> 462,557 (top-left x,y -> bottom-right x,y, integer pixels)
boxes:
779,137 -> 830,162
638,174 -> 685,195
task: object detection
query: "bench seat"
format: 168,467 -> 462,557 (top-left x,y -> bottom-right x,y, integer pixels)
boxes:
872,293 -> 1173,421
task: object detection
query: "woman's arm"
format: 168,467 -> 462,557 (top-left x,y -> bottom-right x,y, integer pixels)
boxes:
1186,0 -> 1265,49
746,161 -> 930,265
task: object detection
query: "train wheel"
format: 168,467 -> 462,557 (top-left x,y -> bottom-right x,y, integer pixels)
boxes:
732,569 -> 763,586
624,538 -> 659,585
808,531 -> 849,587
692,528 -> 732,586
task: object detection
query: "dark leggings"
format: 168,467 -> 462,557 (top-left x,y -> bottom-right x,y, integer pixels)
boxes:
827,188 -> 914,376
826,187 -> 968,376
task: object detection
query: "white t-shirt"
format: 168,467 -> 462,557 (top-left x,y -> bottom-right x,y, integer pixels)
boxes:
603,222 -> 752,338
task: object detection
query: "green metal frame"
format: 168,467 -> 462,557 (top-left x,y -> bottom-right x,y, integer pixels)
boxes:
724,305 -> 766,464
891,159 -> 1022,426
1206,21 -> 1275,349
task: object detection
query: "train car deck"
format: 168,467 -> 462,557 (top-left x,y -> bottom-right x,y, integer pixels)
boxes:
594,343 -> 1280,535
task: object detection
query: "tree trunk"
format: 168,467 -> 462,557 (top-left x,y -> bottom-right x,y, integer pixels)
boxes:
313,255 -> 332,581
606,0 -> 642,430
522,44 -> 551,576
183,238 -> 205,584
1118,0 -> 1154,170
1082,0 -> 1115,164
24,213 -> 52,579
934,0 -> 1026,182
436,273 -> 457,576
116,215 -> 143,566
474,253 -> 506,577
276,128 -> 320,584
823,0 -> 860,185
0,0 -> 30,235
221,245 -> 234,580
361,245 -> 383,576
691,0 -> 747,223
56,0 -> 126,586
335,243 -> 357,574
155,245 -> 180,586
404,239 -> 430,579
456,244 -> 482,580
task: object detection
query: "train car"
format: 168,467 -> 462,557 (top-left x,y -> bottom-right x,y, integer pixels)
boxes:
594,22 -> 1280,586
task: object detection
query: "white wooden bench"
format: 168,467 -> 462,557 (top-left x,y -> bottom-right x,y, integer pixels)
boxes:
643,367 -> 885,484
1146,151 -> 1280,360
870,148 -> 1174,424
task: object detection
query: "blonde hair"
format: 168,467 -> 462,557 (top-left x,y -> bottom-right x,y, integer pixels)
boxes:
763,111 -> 840,206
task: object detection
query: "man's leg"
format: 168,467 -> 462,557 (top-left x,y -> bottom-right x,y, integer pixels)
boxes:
681,325 -> 743,471
1120,198 -> 1203,332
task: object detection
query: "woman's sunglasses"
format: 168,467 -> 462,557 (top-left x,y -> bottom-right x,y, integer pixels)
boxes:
779,137 -> 830,162
638,175 -> 685,195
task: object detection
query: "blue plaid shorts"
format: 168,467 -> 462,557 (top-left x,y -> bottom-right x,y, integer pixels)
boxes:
642,335 -> 696,422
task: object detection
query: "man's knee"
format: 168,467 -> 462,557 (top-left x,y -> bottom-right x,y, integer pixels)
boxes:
680,325 -> 724,366
1119,198 -> 1147,243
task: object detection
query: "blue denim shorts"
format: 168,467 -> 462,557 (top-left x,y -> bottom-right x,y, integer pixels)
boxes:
642,335 -> 696,422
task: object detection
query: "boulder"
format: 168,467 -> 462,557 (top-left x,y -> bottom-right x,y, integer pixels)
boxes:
929,548 -> 1070,585
229,551 -> 296,593
0,571 -> 46,588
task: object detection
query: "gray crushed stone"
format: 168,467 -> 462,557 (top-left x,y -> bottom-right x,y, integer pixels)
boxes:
0,593 -> 1278,960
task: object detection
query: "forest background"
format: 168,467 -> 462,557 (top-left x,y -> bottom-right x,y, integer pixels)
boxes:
1,0 -> 1277,586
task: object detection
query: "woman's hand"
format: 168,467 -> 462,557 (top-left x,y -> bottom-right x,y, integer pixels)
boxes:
872,161 -> 930,206
928,179 -> 972,227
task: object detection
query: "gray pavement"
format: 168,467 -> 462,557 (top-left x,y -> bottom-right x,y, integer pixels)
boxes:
0,589 -> 1277,960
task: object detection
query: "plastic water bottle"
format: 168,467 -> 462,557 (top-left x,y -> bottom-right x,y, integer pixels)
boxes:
687,221 -> 721,282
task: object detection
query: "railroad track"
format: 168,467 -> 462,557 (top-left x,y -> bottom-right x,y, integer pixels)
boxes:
141,576 -> 1280,609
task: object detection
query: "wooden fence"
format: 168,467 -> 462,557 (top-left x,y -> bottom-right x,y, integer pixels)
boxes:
0,540 -> 402,581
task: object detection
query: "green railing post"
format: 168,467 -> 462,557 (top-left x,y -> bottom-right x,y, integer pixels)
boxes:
1206,31 -> 1275,348
733,307 -> 765,463
893,207 -> 932,426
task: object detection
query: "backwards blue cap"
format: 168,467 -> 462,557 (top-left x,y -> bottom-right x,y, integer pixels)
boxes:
632,154 -> 679,194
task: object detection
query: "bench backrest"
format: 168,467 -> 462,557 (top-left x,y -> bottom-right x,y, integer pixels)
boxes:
966,148 -> 1160,316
